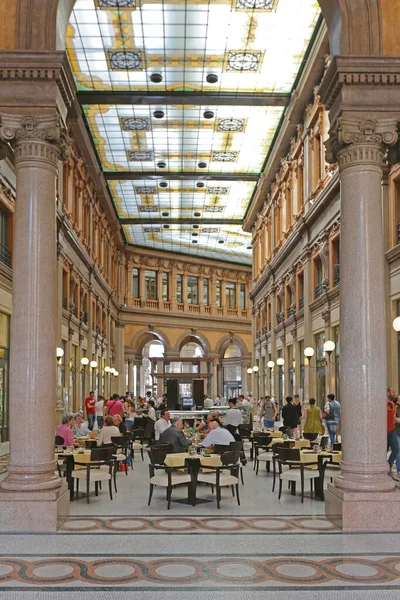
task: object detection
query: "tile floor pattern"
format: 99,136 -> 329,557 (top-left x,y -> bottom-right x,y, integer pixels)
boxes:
0,454 -> 399,599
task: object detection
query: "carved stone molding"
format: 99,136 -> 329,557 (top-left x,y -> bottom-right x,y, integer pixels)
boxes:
325,118 -> 398,169
0,114 -> 70,166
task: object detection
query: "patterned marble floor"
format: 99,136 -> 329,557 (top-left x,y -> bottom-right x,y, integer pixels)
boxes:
0,455 -> 399,598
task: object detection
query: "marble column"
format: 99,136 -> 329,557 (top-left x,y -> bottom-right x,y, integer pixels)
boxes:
324,117 -> 400,530
0,114 -> 69,530
127,358 -> 134,394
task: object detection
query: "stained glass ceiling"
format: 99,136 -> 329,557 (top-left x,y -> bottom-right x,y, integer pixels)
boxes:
67,0 -> 321,264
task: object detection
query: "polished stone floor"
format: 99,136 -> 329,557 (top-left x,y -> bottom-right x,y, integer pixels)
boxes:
0,454 -> 399,598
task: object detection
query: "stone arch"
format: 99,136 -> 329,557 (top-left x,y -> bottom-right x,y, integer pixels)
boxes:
129,327 -> 171,356
215,334 -> 248,359
174,331 -> 211,355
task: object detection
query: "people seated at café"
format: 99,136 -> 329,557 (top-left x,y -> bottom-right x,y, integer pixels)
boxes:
56,414 -> 78,447
201,419 -> 235,447
113,414 -> 127,434
97,416 -> 121,446
155,409 -> 171,440
195,413 -> 214,433
203,394 -> 214,408
72,414 -> 90,437
281,396 -> 298,433
222,398 -> 243,437
159,417 -> 193,453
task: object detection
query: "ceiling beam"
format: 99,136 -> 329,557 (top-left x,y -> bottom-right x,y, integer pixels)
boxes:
105,172 -> 259,181
119,218 -> 243,225
77,91 -> 290,107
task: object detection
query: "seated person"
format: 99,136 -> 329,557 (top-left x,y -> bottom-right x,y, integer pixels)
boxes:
113,414 -> 127,434
56,414 -> 78,447
201,419 -> 235,447
196,413 -> 214,433
159,417 -> 193,453
72,414 -> 90,437
97,416 -> 121,446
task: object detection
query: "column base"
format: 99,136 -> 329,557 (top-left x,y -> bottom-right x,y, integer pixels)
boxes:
325,483 -> 400,531
0,481 -> 69,532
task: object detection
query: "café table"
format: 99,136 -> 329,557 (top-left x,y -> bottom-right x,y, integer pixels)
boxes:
55,450 -> 98,500
164,452 -> 222,505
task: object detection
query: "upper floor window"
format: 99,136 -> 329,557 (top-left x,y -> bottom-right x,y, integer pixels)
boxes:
132,268 -> 139,298
331,237 -> 340,286
226,282 -> 236,309
297,271 -> 304,310
187,276 -> 198,304
203,279 -> 209,306
240,284 -> 246,310
144,270 -> 156,299
176,274 -> 182,303
0,207 -> 11,268
216,280 -> 221,307
162,272 -> 169,301
313,257 -> 323,299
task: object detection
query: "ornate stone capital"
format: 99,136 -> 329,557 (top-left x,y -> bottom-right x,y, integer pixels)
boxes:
325,118 -> 398,169
0,114 -> 70,166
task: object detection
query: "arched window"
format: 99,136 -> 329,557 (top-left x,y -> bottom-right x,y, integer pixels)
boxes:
223,344 -> 241,359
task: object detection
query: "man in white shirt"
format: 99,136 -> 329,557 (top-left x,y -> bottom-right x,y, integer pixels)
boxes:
203,395 -> 214,408
156,393 -> 167,408
214,394 -> 223,406
147,399 -> 156,421
154,410 -> 171,440
223,398 -> 243,437
202,420 -> 235,447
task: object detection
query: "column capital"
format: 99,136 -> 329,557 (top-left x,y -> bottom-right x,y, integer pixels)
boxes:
0,113 -> 70,166
325,117 -> 398,169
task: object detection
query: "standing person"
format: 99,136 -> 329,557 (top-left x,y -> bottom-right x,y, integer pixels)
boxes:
203,394 -> 214,408
281,396 -> 298,434
293,394 -> 303,437
154,409 -> 171,441
146,390 -> 155,402
85,391 -> 96,431
240,394 -> 250,406
260,395 -> 278,429
394,395 -> 400,479
105,394 -> 124,419
95,395 -> 104,429
324,393 -> 341,445
387,388 -> 399,478
222,398 -> 243,438
147,399 -> 156,421
124,399 -> 135,431
303,398 -> 324,435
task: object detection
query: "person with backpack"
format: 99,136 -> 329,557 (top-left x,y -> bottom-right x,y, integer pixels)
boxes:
324,393 -> 341,445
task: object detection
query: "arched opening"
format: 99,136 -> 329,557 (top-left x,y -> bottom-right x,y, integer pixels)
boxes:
141,339 -> 164,398
220,342 -> 243,401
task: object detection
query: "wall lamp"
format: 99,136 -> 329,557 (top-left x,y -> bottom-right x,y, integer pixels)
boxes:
304,341 -> 338,366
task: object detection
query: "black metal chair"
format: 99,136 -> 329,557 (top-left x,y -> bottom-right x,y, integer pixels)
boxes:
238,424 -> 252,459
279,426 -> 292,435
272,441 -> 295,492
320,436 -> 329,450
230,440 -> 245,485
253,434 -> 272,475
129,428 -> 145,460
276,446 -> 319,503
213,444 -> 231,456
303,433 -> 319,442
111,435 -> 132,476
197,450 -> 241,509
332,442 -> 341,451
147,448 -> 192,509
71,446 -> 114,504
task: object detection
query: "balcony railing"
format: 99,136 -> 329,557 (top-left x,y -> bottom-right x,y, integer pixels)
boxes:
288,306 -> 296,318
315,282 -> 323,299
0,243 -> 11,268
299,297 -> 304,310
188,304 -> 200,313
70,306 -> 77,317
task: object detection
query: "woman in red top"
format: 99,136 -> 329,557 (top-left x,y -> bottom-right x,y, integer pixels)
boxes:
387,388 -> 399,477
105,394 -> 124,419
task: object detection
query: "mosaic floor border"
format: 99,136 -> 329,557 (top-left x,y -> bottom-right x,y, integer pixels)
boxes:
0,554 -> 399,589
61,515 -> 340,534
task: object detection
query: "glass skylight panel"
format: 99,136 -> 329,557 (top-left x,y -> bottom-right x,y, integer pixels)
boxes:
67,0 -> 320,93
123,224 -> 252,265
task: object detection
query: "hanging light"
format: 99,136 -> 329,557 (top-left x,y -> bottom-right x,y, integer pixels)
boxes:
56,347 -> 64,359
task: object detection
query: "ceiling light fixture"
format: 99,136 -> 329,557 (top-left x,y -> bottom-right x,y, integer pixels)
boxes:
203,110 -> 214,119
150,73 -> 163,83
193,225 -> 200,229
163,225 -> 170,229
196,182 -> 205,188
159,182 -> 168,188
161,211 -> 169,216
218,240 -> 224,244
198,162 -> 207,168
206,74 -> 218,84
153,110 -> 165,119
157,161 -> 166,168
194,212 -> 201,217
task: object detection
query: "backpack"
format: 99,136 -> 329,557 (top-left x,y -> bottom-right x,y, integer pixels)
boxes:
323,401 -> 334,421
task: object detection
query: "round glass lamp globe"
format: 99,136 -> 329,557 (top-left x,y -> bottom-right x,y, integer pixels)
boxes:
104,366 -> 111,373
56,347 -> 64,358
110,368 -> 116,374
304,347 -> 315,358
90,360 -> 98,369
267,360 -> 275,369
80,357 -> 89,366
252,365 -> 259,372
276,358 -> 285,366
247,368 -> 253,374
393,317 -> 400,332
323,340 -> 336,353
114,370 -> 119,377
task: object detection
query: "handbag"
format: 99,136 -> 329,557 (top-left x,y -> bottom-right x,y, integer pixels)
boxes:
323,402 -> 334,421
